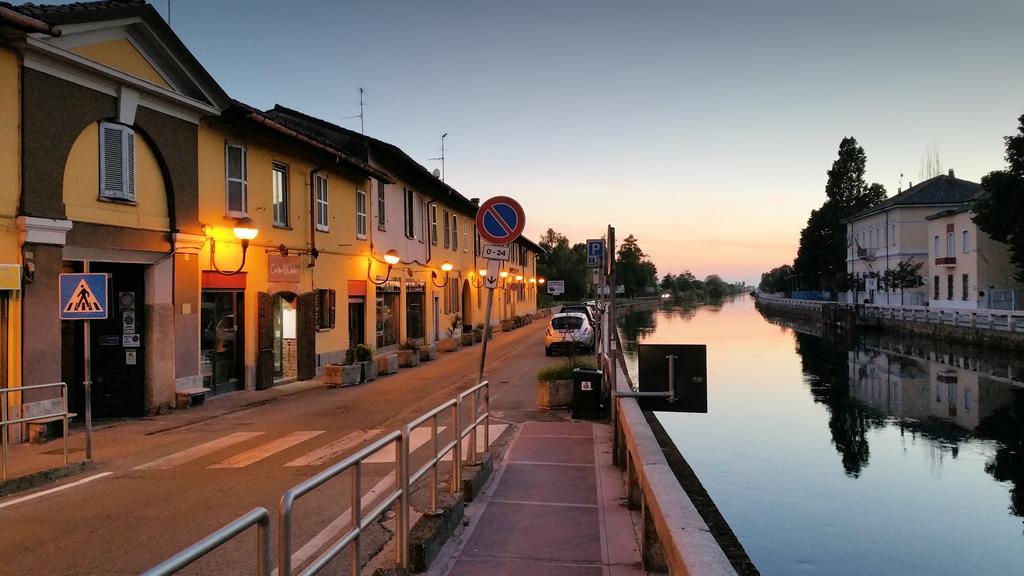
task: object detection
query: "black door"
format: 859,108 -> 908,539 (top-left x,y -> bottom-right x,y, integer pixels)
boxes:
348,297 -> 365,348
88,262 -> 145,417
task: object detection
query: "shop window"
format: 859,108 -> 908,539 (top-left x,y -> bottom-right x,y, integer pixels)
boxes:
406,281 -> 425,340
99,122 -> 136,202
316,289 -> 336,330
225,143 -> 247,217
376,280 -> 400,349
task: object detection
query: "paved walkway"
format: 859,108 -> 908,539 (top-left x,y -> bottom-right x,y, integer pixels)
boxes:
429,420 -> 645,576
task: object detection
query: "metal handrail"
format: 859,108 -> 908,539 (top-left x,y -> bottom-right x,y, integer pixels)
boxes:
399,399 -> 459,568
456,381 -> 490,474
279,430 -> 403,576
1,382 -> 70,481
142,507 -> 272,576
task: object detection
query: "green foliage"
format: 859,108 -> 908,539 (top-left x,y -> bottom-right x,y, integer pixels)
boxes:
616,234 -> 658,297
974,113 -> 1024,282
354,343 -> 374,362
794,137 -> 887,291
537,228 -> 591,301
400,340 -> 420,352
536,358 -> 599,382
759,264 -> 794,293
344,347 -> 356,365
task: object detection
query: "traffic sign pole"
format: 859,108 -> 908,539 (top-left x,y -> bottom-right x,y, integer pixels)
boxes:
477,286 -> 495,386
83,262 -> 93,460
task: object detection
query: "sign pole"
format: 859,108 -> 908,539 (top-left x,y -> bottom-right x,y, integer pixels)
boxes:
477,287 -> 495,385
83,261 -> 93,461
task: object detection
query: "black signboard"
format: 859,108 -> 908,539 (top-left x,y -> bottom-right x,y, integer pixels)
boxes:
636,344 -> 707,413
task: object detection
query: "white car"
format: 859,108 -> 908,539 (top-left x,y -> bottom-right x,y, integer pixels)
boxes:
544,312 -> 594,356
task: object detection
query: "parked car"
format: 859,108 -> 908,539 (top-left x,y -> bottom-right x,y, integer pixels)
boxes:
544,312 -> 594,356
559,303 -> 595,326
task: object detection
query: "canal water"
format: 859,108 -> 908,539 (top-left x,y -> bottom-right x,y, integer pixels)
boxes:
619,295 -> 1024,576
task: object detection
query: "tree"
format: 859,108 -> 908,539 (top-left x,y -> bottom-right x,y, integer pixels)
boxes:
759,264 -> 794,293
974,113 -> 1024,282
537,228 -> 590,301
660,273 -> 676,292
794,137 -> 888,292
615,234 -> 657,298
890,260 -> 925,305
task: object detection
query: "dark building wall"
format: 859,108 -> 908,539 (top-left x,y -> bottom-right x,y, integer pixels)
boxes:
21,244 -> 63,393
174,253 -> 198,383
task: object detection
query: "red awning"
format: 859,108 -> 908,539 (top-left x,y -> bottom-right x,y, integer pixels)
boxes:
202,271 -> 247,290
348,280 -> 366,296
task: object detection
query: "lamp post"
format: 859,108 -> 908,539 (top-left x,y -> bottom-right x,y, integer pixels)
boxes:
210,217 -> 259,275
471,268 -> 487,289
368,249 -> 401,286
431,261 -> 453,288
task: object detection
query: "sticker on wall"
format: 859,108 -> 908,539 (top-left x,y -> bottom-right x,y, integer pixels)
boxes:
122,334 -> 141,348
125,349 -> 137,366
122,311 -> 136,334
119,291 -> 135,311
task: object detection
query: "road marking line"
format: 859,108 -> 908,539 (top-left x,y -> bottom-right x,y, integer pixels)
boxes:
209,431 -> 324,469
441,424 -> 507,461
285,430 -> 381,467
272,473 -> 396,576
364,427 -> 444,463
0,472 -> 112,510
135,432 -> 265,470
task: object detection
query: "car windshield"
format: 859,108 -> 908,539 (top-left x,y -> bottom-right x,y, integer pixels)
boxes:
552,317 -> 583,331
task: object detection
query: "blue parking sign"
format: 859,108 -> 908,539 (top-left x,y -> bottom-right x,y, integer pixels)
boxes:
59,273 -> 108,320
586,239 -> 604,268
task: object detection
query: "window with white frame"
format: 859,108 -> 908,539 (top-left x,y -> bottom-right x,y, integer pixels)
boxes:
315,174 -> 329,231
443,210 -> 450,249
452,216 -> 459,251
377,181 -> 386,231
272,162 -> 288,227
463,223 -> 468,251
99,122 -> 136,202
962,230 -> 969,253
356,189 -> 367,238
404,189 -> 415,238
946,232 -> 954,257
225,143 -> 247,217
430,205 -> 438,245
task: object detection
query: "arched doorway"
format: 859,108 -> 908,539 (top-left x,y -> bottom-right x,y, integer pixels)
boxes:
272,292 -> 298,380
461,279 -> 473,329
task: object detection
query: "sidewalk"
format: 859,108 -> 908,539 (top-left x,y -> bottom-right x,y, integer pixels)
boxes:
429,420 -> 645,576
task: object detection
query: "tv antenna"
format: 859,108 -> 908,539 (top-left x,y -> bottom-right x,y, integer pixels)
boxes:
340,88 -> 365,133
429,132 -> 447,181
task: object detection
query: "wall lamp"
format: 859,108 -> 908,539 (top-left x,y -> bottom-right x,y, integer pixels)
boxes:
498,270 -> 509,288
210,217 -> 259,276
368,249 -> 401,286
471,268 -> 487,288
431,261 -> 454,288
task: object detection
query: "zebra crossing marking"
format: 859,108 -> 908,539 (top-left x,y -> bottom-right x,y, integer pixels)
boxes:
209,431 -> 324,469
285,430 -> 381,467
135,432 -> 265,470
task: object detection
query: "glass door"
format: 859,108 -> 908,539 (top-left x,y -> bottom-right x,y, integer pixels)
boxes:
201,291 -> 244,395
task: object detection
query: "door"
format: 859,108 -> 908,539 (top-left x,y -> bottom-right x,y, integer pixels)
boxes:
257,292 -> 273,390
432,296 -> 440,342
297,292 -> 316,380
87,262 -> 145,417
201,290 -> 245,395
348,297 -> 365,348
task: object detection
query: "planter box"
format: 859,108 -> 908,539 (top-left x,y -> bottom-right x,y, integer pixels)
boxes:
472,329 -> 483,343
460,333 -> 475,347
536,379 -> 572,409
398,349 -> 420,367
324,364 -> 343,387
325,363 -> 363,388
501,320 -> 514,332
438,337 -> 457,353
358,360 -> 376,383
376,354 -> 399,375
419,343 -> 438,361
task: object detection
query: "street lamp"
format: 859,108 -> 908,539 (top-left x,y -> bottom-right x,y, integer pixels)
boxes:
210,217 -> 259,276
498,270 -> 509,288
368,249 -> 401,286
431,261 -> 454,288
471,268 -> 487,288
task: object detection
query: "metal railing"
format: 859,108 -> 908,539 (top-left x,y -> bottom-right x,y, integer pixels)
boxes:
141,507 -> 272,576
279,431 -> 404,576
861,303 -> 1024,333
1,383 -> 71,481
146,380 -> 492,575
399,400 -> 459,568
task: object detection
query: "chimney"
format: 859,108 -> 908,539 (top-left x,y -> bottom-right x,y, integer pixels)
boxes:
948,169 -> 955,178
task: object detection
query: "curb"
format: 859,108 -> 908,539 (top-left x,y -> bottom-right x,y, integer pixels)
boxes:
0,460 -> 94,498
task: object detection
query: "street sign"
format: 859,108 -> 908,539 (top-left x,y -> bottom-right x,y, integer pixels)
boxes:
481,244 -> 511,261
59,273 -> 108,320
865,277 -> 878,291
484,259 -> 500,289
547,280 -> 565,295
476,196 -> 525,245
586,239 -> 604,268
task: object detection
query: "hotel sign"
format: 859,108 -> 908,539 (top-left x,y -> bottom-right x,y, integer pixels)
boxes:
268,254 -> 301,283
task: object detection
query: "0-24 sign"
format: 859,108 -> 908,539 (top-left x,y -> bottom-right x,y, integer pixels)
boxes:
481,244 -> 510,261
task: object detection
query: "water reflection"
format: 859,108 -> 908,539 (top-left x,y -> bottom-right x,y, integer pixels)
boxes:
621,298 -> 1024,575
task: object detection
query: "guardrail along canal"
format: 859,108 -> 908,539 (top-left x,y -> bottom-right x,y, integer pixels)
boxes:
620,295 -> 1024,576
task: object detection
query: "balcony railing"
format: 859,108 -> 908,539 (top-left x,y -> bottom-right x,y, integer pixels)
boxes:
935,256 -> 957,266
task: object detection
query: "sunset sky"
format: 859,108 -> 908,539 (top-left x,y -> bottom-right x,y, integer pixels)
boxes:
163,0 -> 1024,283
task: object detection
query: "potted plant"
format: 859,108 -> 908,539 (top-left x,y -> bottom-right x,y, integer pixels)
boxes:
536,357 -> 598,410
439,315 -> 463,352
398,341 -> 420,367
376,352 -> 399,375
501,317 -> 514,332
419,340 -> 438,361
354,343 -> 376,383
472,323 -> 484,343
326,348 -> 362,387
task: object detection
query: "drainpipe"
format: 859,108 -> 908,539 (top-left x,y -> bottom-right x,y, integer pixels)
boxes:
309,157 -> 340,267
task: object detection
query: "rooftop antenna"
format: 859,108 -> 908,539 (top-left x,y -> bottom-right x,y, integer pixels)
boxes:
167,0 -> 171,25
429,132 -> 448,181
898,172 -> 903,193
340,88 -> 365,134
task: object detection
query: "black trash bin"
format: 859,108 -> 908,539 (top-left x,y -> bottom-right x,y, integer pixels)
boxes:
572,368 -> 604,419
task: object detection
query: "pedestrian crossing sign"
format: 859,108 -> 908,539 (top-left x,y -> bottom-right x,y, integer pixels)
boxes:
59,273 -> 108,320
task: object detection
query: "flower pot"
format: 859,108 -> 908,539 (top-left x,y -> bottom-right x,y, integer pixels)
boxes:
460,333 -> 474,347
376,353 -> 399,375
358,360 -> 376,383
473,329 -> 483,343
398,349 -> 420,367
324,364 -> 344,388
438,337 -> 456,352
536,379 -> 573,409
341,364 -> 361,386
419,343 -> 438,361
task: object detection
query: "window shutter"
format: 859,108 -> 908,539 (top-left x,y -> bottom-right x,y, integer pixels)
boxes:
100,122 -> 135,201
316,289 -> 336,330
226,144 -> 247,216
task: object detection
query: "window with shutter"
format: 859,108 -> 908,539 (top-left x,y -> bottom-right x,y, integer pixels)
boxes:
99,122 -> 136,202
377,181 -> 386,231
443,210 -> 450,249
317,289 -> 336,330
315,174 -> 329,231
225,144 -> 247,217
356,190 -> 367,238
404,189 -> 415,238
452,216 -> 458,250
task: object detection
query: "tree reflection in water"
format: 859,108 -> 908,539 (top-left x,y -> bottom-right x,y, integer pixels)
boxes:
976,389 -> 1024,520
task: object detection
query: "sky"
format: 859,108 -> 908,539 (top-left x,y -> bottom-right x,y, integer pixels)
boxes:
155,0 -> 1024,284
